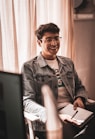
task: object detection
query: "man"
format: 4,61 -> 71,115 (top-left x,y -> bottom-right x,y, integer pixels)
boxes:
22,23 -> 95,139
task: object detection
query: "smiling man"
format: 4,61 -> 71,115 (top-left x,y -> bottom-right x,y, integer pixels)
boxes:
22,23 -> 95,139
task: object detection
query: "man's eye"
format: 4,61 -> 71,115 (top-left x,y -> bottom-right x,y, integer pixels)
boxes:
46,38 -> 52,42
55,37 -> 59,40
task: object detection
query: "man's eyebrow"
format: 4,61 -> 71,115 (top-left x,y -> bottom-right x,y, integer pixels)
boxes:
46,36 -> 59,39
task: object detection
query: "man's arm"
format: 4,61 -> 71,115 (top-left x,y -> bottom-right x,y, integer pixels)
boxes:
22,63 -> 47,123
72,60 -> 88,108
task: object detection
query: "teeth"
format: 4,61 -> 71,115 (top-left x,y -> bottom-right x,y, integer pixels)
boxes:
50,47 -> 57,50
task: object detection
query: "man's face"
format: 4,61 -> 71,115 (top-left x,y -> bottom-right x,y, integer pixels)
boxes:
38,32 -> 61,60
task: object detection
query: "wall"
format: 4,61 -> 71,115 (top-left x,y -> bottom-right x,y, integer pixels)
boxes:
73,1 -> 95,99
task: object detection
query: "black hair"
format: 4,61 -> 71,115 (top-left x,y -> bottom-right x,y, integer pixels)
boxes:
35,23 -> 60,40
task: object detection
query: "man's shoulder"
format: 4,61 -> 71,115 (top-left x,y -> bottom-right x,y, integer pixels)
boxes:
23,56 -> 38,66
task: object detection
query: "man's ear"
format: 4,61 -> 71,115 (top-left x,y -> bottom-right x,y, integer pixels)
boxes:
37,40 -> 42,46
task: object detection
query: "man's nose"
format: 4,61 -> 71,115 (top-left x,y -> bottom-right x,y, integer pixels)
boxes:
51,39 -> 58,45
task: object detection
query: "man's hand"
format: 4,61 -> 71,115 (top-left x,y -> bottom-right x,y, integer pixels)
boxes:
73,97 -> 85,110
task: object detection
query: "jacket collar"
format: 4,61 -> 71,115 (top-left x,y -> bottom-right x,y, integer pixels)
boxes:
37,52 -> 66,68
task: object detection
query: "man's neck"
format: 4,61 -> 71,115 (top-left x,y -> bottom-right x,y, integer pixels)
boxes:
41,53 -> 56,60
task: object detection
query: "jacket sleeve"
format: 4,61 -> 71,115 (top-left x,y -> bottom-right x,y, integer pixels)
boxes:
21,62 -> 47,123
72,61 -> 88,103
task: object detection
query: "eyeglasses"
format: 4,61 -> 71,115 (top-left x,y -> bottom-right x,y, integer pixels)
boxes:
41,36 -> 62,44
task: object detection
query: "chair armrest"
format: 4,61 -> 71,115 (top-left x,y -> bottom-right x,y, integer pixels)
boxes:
86,98 -> 95,105
85,99 -> 95,115
24,112 -> 39,139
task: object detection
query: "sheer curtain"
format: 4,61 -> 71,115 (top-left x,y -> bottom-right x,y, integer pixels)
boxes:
0,0 -> 74,73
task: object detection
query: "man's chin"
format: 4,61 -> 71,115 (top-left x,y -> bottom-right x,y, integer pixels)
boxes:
49,50 -> 58,55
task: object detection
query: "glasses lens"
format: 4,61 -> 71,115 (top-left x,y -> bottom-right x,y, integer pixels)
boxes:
41,36 -> 62,43
46,36 -> 62,43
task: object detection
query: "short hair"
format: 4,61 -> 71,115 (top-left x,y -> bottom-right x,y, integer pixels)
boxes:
35,23 -> 60,40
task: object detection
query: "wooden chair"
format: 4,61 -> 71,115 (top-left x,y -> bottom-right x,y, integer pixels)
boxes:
24,111 -> 39,139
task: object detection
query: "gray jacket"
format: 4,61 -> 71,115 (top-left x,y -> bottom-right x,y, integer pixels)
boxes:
22,53 -> 87,131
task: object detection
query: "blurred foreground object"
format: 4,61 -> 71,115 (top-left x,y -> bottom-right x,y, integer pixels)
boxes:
41,85 -> 63,139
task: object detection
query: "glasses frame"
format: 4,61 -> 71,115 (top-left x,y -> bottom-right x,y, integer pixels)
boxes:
41,36 -> 62,44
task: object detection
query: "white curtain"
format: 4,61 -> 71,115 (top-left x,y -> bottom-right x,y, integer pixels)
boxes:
0,0 -> 74,73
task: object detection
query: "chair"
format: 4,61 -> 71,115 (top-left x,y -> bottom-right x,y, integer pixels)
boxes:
24,112 -> 36,139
